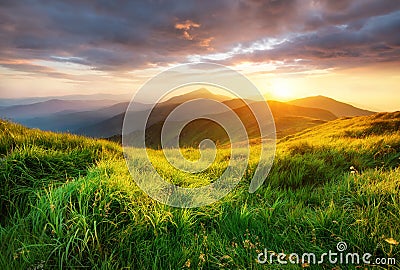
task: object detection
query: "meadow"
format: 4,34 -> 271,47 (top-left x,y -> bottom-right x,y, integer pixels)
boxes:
0,112 -> 399,269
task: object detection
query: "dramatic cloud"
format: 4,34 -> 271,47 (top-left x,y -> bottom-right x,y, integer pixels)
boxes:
175,20 -> 201,41
223,10 -> 400,70
0,0 -> 399,75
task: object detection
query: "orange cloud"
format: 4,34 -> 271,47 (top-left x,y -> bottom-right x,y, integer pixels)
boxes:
175,19 -> 200,40
199,37 -> 214,50
175,19 -> 200,30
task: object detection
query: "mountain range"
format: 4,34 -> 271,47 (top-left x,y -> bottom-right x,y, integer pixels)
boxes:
0,99 -> 121,120
0,89 -> 377,145
0,93 -> 130,107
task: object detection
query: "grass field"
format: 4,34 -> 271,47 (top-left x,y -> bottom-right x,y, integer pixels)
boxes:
0,112 -> 399,269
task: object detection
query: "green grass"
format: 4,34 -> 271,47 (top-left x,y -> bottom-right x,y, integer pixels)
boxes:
0,112 -> 399,269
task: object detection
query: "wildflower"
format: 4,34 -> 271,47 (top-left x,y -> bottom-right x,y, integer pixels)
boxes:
385,238 -> 399,245
301,262 -> 310,268
199,253 -> 205,262
184,259 -> 191,268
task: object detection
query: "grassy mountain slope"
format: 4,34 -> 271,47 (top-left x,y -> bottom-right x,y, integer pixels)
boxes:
269,100 -> 337,120
143,100 -> 336,147
288,95 -> 375,117
1,112 -> 399,269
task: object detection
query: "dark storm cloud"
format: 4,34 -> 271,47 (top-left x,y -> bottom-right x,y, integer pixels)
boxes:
0,0 -> 399,75
227,10 -> 400,69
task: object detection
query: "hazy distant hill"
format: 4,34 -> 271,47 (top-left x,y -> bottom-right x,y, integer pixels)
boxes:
288,95 -> 375,117
77,89 -> 235,137
0,99 -> 119,120
20,102 -> 128,132
76,112 -> 127,138
0,93 -> 130,107
19,101 -> 152,133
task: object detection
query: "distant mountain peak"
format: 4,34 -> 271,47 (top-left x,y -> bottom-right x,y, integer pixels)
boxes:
163,88 -> 230,104
189,87 -> 212,95
302,95 -> 333,100
288,95 -> 375,117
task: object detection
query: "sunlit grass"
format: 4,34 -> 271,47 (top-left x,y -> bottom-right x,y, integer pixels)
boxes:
0,113 -> 399,269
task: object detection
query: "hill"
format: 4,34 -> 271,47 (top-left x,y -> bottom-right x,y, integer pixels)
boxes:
0,99 -> 119,120
79,93 -> 337,139
0,93 -> 130,107
0,112 -> 399,268
18,102 -> 152,132
162,88 -> 229,104
76,89 -> 235,137
139,100 -> 337,147
288,95 -> 375,117
268,100 -> 337,120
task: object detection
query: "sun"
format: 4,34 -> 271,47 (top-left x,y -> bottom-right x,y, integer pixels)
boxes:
270,79 -> 293,100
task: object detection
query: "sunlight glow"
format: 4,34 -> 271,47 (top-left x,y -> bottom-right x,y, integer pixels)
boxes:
270,78 -> 294,100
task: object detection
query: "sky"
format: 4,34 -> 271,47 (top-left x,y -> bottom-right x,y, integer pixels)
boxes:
0,0 -> 399,111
